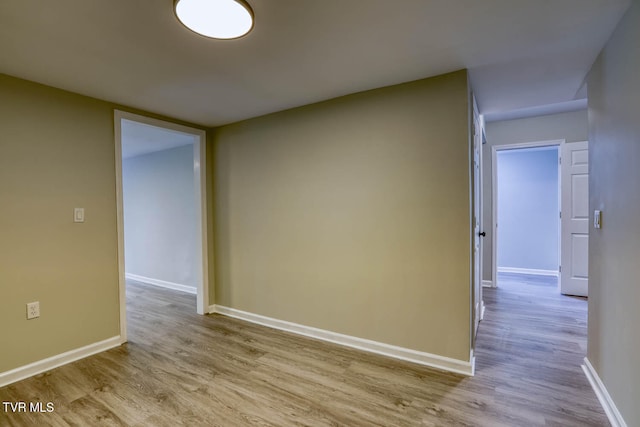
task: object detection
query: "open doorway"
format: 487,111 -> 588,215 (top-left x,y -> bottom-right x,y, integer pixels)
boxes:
114,111 -> 209,342
491,140 -> 561,291
495,145 -> 560,279
491,139 -> 589,296
493,142 -> 560,301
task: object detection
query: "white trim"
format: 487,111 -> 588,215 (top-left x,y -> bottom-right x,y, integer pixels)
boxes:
582,358 -> 627,427
210,305 -> 475,376
114,110 -> 210,338
491,139 -> 564,293
497,267 -> 559,277
480,300 -> 486,321
125,273 -> 197,294
491,146 -> 498,294
114,115 -> 127,343
482,280 -> 494,288
491,140 -> 565,152
192,132 -> 211,315
471,95 -> 484,357
0,336 -> 121,388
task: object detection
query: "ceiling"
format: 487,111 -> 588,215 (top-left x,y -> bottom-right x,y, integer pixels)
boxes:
121,119 -> 196,159
0,0 -> 630,127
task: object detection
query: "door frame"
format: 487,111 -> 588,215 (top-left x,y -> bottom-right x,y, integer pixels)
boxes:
471,96 -> 484,351
490,139 -> 564,288
114,110 -> 210,343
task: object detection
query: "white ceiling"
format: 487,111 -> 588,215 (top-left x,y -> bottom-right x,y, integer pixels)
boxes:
0,1 -> 630,126
121,119 -> 196,159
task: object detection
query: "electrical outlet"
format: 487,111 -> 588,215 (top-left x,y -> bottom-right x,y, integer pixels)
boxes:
26,302 -> 40,320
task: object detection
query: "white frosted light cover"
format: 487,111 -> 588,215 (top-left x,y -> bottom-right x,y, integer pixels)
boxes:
175,0 -> 253,39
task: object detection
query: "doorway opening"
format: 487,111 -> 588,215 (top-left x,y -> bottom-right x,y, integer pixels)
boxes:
490,139 -> 589,297
496,144 -> 560,281
491,140 -> 562,292
114,111 -> 209,342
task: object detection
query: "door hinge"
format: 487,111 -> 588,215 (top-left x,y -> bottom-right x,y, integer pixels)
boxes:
559,211 -> 562,218
559,265 -> 562,272
559,156 -> 562,164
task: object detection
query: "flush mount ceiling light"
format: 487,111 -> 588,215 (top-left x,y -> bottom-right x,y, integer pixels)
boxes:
174,0 -> 254,40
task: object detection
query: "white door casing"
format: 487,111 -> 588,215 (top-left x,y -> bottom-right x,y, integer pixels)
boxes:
114,110 -> 210,343
490,139 -> 563,289
560,141 -> 589,297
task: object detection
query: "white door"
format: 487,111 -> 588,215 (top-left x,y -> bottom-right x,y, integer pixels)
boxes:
472,100 -> 483,341
560,141 -> 589,296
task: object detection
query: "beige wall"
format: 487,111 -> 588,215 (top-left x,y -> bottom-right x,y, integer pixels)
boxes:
586,0 -> 640,425
213,70 -> 472,361
481,110 -> 588,282
0,75 -> 120,372
0,69 -> 471,372
0,74 -> 209,374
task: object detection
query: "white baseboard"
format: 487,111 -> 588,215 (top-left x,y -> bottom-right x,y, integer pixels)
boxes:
482,280 -> 494,288
582,358 -> 627,427
480,300 -> 486,321
126,273 -> 196,295
0,336 -> 121,388
210,305 -> 475,376
497,267 -> 559,277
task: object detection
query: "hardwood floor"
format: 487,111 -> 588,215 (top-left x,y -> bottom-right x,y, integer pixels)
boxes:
0,275 -> 608,426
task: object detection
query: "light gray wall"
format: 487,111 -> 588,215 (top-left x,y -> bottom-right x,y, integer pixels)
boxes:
587,1 -> 640,425
496,147 -> 559,272
482,110 -> 588,282
122,144 -> 197,289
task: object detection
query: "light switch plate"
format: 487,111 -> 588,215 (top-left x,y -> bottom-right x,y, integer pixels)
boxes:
594,210 -> 602,229
74,208 -> 85,223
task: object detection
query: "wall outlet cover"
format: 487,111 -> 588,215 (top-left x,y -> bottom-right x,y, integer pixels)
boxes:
26,302 -> 40,319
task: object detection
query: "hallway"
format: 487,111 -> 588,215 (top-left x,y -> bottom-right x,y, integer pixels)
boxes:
475,272 -> 605,425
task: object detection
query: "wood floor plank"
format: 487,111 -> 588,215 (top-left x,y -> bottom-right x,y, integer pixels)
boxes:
0,275 -> 609,426
59,395 -> 128,427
